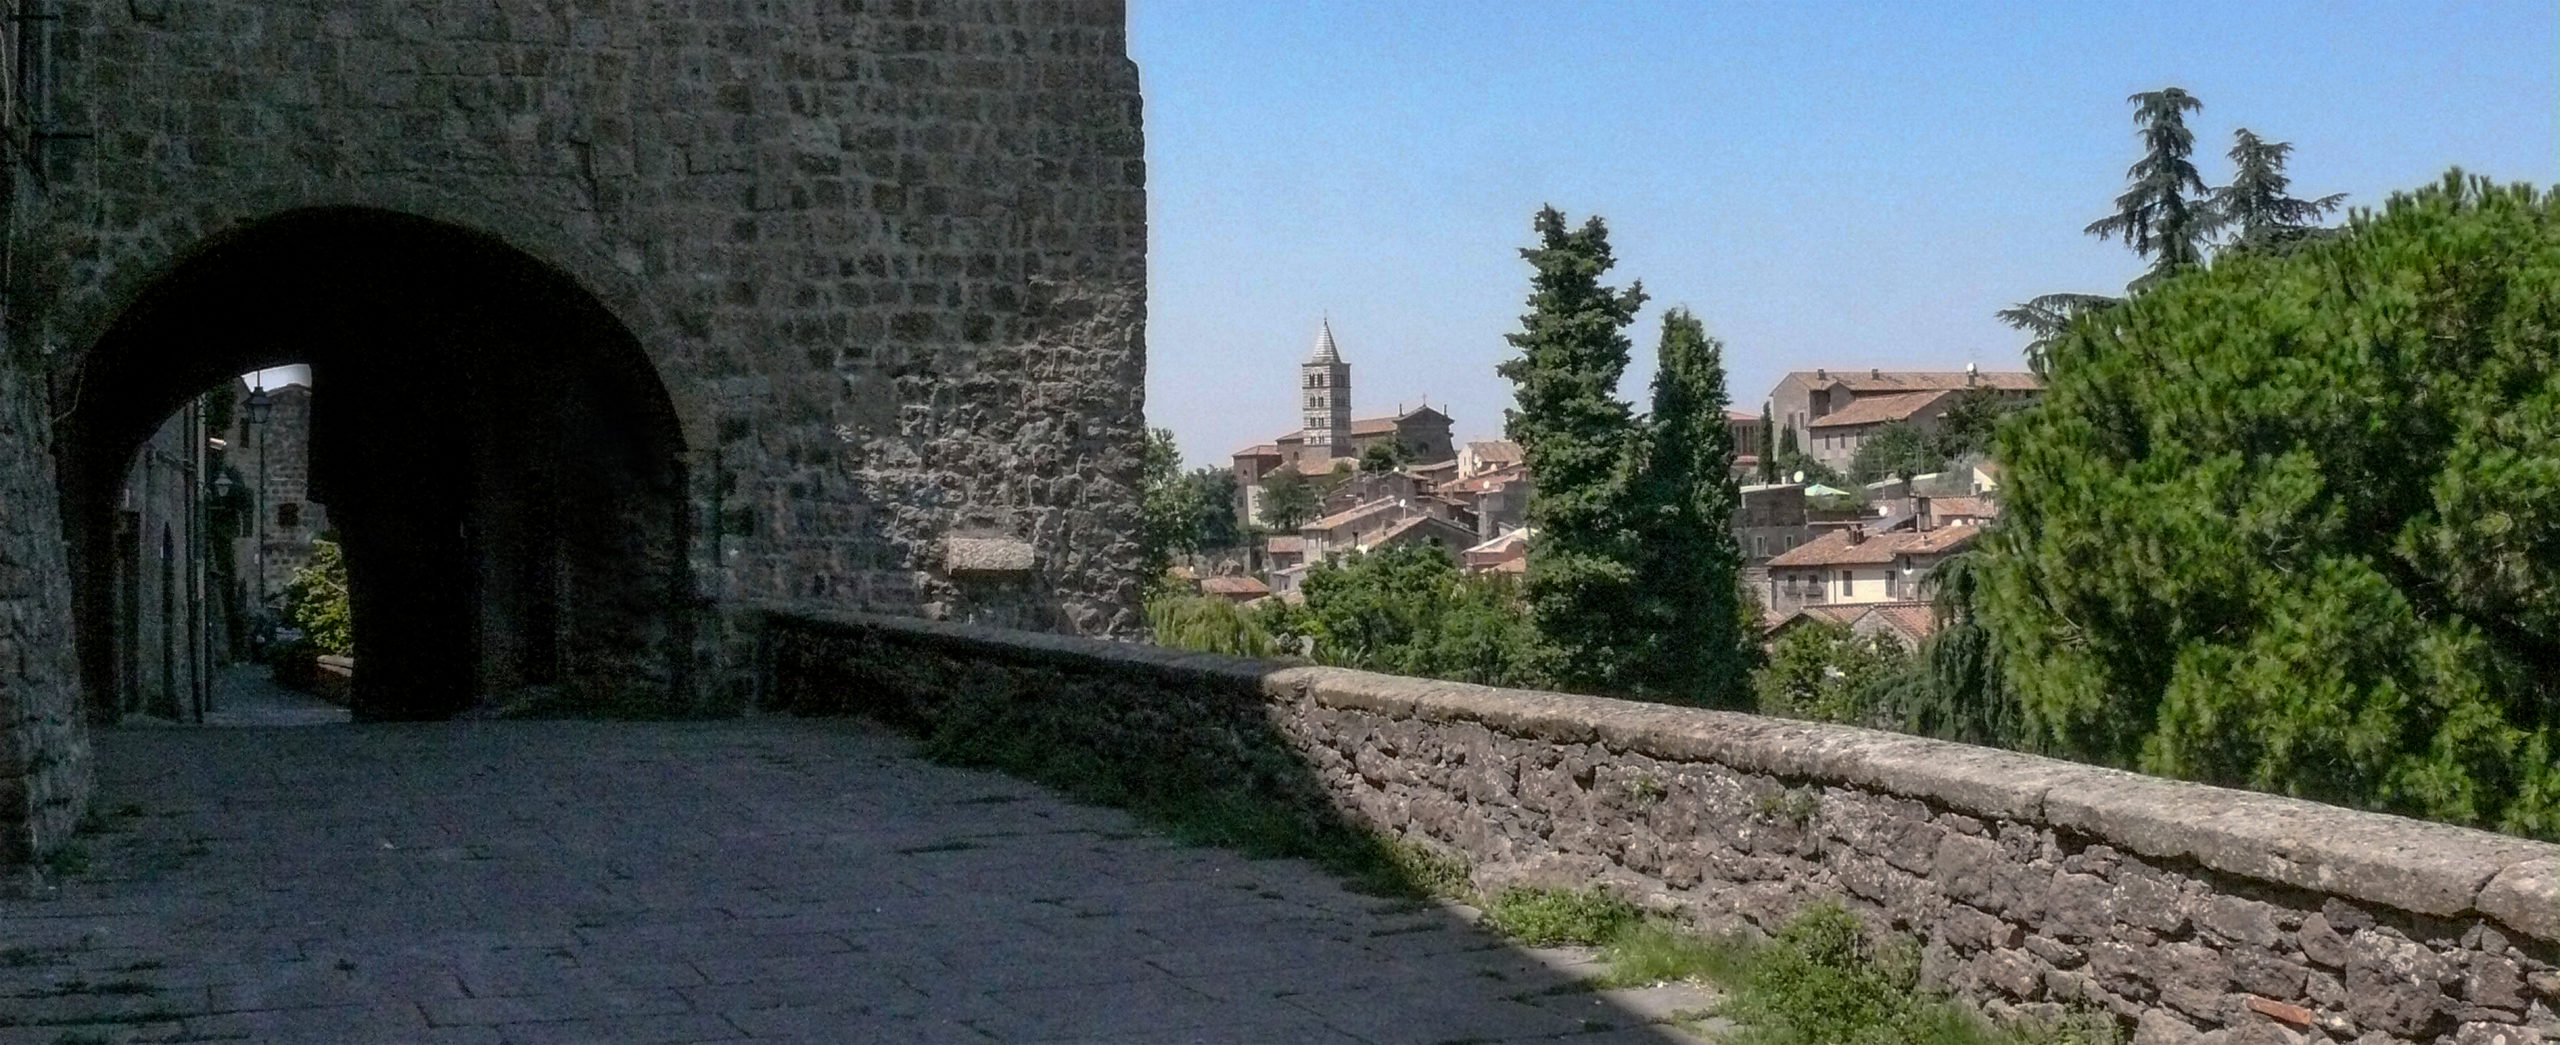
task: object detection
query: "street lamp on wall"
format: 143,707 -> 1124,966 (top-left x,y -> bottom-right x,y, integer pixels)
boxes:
246,385 -> 273,426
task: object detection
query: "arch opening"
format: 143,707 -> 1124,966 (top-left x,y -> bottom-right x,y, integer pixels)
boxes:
61,208 -> 693,722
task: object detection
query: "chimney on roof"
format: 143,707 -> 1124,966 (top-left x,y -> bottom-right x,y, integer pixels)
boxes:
1815,368 -> 1826,380
1966,362 -> 1978,387
1847,525 -> 1866,545
1870,367 -> 1881,379
1915,495 -> 1932,532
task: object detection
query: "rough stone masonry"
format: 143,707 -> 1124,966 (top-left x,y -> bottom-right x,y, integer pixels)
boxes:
0,1 -> 1149,862
764,609 -> 2560,1045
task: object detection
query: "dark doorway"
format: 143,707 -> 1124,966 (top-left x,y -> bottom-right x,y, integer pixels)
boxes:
60,209 -> 691,722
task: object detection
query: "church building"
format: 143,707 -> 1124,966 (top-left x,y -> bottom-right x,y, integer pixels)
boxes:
1230,320 -> 1456,529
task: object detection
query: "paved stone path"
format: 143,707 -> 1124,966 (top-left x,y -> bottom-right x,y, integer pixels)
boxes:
1,718 -> 1716,1044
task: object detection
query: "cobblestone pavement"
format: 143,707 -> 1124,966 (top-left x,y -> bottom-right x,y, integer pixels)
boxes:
1,719 -> 1715,1044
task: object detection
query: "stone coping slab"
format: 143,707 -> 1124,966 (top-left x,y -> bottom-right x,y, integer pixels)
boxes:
756,605 -> 2560,941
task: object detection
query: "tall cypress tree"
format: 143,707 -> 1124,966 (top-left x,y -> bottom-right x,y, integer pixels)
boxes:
1757,403 -> 1778,484
1497,207 -> 1648,691
2085,88 -> 2211,288
1627,309 -> 1751,706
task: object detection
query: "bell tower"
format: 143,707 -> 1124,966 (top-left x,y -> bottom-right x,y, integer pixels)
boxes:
1301,319 -> 1352,455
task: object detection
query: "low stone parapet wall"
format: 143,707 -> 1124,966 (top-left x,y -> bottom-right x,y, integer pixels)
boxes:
756,607 -> 2560,1045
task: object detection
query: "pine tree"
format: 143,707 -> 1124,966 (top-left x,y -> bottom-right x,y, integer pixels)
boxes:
1625,309 -> 1752,705
2210,129 -> 2345,250
1496,207 -> 1648,691
1995,292 -> 2119,375
2085,88 -> 2212,288
1981,173 -> 2560,838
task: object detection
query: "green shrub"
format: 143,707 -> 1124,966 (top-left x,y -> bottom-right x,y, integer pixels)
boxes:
282,538 -> 352,657
1144,592 -> 1283,658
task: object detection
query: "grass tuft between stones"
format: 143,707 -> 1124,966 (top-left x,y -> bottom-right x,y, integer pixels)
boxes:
1479,887 -> 1640,947
1594,901 -> 2119,1045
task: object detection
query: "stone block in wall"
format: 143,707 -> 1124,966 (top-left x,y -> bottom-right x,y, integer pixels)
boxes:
942,537 -> 1035,576
2476,858 -> 2559,944
2348,931 -> 2454,1037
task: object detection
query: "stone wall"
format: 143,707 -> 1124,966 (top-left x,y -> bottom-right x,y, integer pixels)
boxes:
18,0 -> 1149,669
760,608 -> 2560,1045
0,349 -> 87,867
0,0 -> 1146,855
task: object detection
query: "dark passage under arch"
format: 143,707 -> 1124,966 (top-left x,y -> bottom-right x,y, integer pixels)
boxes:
60,208 -> 692,721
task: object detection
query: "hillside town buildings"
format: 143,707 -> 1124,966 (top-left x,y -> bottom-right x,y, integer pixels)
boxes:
1768,366 -> 2040,473
1192,330 -> 2038,639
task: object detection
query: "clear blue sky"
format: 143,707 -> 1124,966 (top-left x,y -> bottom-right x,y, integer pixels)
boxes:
1134,0 -> 2558,467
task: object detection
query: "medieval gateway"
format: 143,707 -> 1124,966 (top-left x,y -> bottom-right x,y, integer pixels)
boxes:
0,2 -> 1150,862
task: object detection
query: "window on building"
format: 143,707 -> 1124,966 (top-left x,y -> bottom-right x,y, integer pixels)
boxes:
277,502 -> 301,529
1886,572 -> 1898,599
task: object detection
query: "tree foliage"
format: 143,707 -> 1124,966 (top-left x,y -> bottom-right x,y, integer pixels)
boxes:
1266,545 -> 1547,688
1757,404 -> 1779,484
1994,293 -> 2120,375
1980,172 -> 2560,838
1145,592 -> 1283,658
1865,550 -> 2029,749
1929,388 -> 2025,464
1623,309 -> 1754,706
283,537 -> 353,657
2085,87 -> 2212,287
1184,467 -> 1244,551
1496,207 -> 1649,691
1258,466 -> 1322,531
2210,129 -> 2345,251
1847,422 -> 1942,487
1138,428 -> 1193,583
1359,441 -> 1408,473
1753,620 -> 1912,727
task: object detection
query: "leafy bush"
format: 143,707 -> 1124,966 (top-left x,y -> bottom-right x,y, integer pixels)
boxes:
1754,620 -> 1913,726
282,538 -> 352,658
1982,173 -> 2560,837
1144,593 -> 1286,658
1266,545 -> 1548,688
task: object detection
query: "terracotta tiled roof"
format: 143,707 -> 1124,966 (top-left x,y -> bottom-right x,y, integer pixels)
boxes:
1265,535 -> 1304,555
1727,411 -> 1763,423
1348,407 -> 1453,436
1230,443 -> 1282,460
1794,370 -> 2043,394
1809,390 -> 1955,429
1363,514 -> 1476,551
1765,526 -> 1978,568
1467,439 -> 1523,464
1199,575 -> 1270,596
1304,499 -> 1402,533
1465,529 -> 1529,555
1442,466 -> 1527,494
1769,601 -> 1939,644
1930,496 -> 1997,519
1895,526 -> 1980,555
1864,602 -> 1938,643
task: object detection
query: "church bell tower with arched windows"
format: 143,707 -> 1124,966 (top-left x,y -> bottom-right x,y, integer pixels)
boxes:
1301,319 -> 1352,456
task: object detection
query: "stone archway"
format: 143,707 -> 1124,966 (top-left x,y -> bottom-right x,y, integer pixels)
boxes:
58,208 -> 693,722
